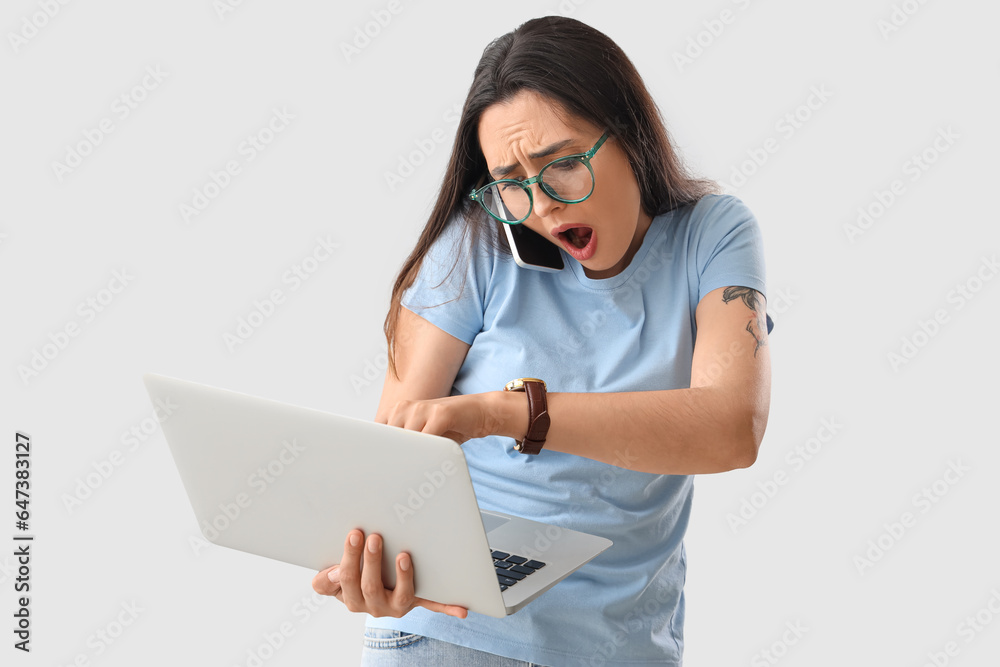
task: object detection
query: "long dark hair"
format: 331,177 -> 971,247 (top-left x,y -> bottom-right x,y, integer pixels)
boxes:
383,15 -> 720,380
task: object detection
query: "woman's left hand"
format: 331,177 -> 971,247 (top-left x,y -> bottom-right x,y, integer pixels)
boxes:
376,392 -> 508,444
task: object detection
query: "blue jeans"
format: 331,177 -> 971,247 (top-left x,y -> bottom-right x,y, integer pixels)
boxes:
360,627 -> 551,666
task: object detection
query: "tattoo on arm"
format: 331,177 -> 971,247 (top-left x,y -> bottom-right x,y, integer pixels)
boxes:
722,287 -> 768,357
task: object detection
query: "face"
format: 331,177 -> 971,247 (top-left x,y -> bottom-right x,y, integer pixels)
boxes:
477,89 -> 652,280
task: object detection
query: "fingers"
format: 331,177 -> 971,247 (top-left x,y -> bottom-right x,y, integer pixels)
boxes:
312,530 -> 468,620
415,596 -> 469,619
311,564 -> 341,597
337,529 -> 366,612
360,533 -> 387,609
390,552 -> 414,608
390,552 -> 467,619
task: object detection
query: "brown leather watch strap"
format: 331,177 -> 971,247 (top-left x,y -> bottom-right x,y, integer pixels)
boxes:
514,380 -> 549,455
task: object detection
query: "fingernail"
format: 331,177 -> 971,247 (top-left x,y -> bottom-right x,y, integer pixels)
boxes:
328,567 -> 339,583
400,555 -> 410,571
368,535 -> 380,553
349,533 -> 360,547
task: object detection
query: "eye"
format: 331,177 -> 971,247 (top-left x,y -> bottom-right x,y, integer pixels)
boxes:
550,159 -> 582,172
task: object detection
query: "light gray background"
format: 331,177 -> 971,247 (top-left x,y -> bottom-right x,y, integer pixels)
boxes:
3,1 -> 998,665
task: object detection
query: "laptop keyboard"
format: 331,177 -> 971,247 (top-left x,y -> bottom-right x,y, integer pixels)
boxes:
491,550 -> 546,591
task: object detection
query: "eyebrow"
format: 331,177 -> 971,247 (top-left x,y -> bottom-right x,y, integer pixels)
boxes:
489,138 -> 576,178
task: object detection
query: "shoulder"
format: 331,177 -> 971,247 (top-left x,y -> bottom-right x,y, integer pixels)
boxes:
661,194 -> 757,237
689,193 -> 756,226
681,193 -> 767,300
680,193 -> 761,247
415,210 -> 512,302
422,211 -> 498,270
441,210 -> 505,256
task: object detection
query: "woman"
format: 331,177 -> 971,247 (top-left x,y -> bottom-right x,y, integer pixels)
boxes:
313,15 -> 772,666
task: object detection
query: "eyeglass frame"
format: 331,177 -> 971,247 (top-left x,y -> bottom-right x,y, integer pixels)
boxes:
468,130 -> 610,225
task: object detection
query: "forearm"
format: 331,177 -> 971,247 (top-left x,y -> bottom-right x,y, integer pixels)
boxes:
490,386 -> 762,475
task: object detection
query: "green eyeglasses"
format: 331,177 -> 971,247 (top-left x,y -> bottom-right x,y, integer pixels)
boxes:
469,131 -> 610,225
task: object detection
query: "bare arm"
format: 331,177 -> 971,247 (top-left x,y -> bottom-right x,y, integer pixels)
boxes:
490,285 -> 771,474
374,305 -> 472,420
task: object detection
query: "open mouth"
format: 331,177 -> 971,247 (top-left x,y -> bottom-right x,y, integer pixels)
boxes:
559,227 -> 593,249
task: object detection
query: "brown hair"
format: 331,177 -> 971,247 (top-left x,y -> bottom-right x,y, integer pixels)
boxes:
383,15 -> 720,380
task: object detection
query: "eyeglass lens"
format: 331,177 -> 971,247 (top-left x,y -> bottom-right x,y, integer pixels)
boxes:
482,159 -> 592,223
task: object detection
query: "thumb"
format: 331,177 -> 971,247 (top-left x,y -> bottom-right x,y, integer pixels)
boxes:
311,565 -> 342,596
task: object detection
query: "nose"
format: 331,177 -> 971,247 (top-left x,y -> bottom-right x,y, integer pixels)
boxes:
527,181 -> 564,219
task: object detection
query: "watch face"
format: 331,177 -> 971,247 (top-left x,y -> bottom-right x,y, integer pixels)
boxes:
506,378 -> 546,391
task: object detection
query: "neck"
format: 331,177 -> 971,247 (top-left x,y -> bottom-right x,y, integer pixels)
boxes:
583,210 -> 653,280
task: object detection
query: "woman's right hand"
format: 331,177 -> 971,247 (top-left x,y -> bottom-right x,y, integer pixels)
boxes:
311,528 -> 469,619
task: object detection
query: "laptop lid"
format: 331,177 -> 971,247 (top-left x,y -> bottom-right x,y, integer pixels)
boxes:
144,372 -> 509,617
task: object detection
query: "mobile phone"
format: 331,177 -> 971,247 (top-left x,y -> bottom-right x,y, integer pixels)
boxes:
503,222 -> 565,272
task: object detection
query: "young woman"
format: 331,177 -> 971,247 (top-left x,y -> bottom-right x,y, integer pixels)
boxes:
313,15 -> 772,666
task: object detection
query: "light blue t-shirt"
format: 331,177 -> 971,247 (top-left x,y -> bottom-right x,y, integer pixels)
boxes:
366,194 -> 768,666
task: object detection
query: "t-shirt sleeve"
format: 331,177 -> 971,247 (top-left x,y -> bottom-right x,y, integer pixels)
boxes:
692,194 -> 768,303
399,214 -> 489,345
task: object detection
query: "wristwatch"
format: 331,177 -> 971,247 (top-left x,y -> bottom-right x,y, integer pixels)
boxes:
502,377 -> 550,455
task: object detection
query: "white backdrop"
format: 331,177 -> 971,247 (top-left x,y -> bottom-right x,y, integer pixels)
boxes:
3,1 -> 999,665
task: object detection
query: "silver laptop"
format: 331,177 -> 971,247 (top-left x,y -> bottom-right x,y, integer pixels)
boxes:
143,373 -> 612,618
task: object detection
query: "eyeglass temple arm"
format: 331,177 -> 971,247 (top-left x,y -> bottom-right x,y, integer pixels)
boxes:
583,131 -> 610,160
